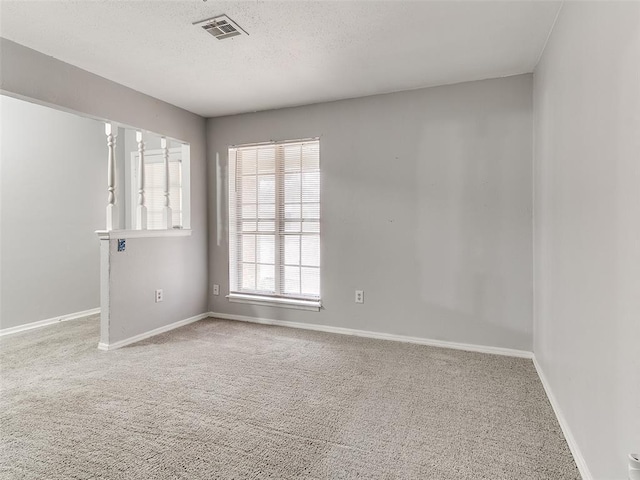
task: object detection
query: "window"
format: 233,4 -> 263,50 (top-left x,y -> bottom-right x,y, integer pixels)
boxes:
228,139 -> 320,310
129,140 -> 191,231
143,149 -> 183,229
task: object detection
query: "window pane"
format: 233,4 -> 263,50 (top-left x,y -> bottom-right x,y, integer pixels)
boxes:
257,264 -> 275,292
147,212 -> 162,228
301,235 -> 320,267
284,145 -> 301,172
169,161 -> 182,227
242,204 -> 256,219
302,203 -> 320,219
242,263 -> 256,290
285,173 -> 301,203
143,158 -> 183,229
242,221 -> 256,232
285,222 -> 301,233
258,221 -> 275,232
242,235 -> 256,263
242,176 -> 256,203
302,144 -> 319,171
147,192 -> 163,210
283,266 -> 301,295
302,221 -> 320,233
172,209 -> 182,228
285,204 -> 301,220
284,235 -> 300,265
257,147 -> 276,173
240,150 -> 256,175
258,175 -> 275,203
257,235 -> 275,264
302,172 -> 320,202
301,267 -> 320,297
258,203 -> 275,219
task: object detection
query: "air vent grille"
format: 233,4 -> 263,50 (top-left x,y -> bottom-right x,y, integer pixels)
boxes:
194,14 -> 247,40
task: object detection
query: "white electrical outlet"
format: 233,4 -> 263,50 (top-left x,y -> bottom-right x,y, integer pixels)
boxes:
213,284 -> 220,296
355,290 -> 364,304
155,289 -> 163,303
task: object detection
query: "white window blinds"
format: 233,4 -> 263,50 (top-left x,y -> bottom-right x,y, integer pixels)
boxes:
229,139 -> 320,300
142,151 -> 182,229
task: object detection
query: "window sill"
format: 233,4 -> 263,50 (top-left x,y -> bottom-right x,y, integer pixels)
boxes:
227,293 -> 321,312
95,229 -> 192,240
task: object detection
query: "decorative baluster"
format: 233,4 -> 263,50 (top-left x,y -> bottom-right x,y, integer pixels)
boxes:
105,122 -> 119,230
161,137 -> 172,229
135,131 -> 147,230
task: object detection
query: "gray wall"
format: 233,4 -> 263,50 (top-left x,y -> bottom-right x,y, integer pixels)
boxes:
533,2 -> 640,478
208,74 -> 534,351
0,95 -> 105,328
0,38 -> 209,339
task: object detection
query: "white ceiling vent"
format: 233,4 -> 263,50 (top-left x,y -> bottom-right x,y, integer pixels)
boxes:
194,14 -> 247,40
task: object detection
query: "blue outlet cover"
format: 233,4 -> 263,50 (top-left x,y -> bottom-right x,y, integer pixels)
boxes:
117,239 -> 126,252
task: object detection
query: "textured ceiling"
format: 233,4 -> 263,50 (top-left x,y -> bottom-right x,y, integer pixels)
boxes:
0,1 -> 561,117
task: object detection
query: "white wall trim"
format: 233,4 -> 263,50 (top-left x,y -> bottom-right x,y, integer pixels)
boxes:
533,357 -> 593,480
97,313 -> 209,351
227,293 -> 321,311
0,307 -> 100,337
207,312 -> 533,359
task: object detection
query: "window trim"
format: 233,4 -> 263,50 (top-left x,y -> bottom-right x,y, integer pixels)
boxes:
229,137 -> 318,149
227,293 -> 321,312
228,138 -> 321,304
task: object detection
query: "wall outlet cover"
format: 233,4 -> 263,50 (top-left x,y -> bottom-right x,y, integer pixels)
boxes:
213,284 -> 220,296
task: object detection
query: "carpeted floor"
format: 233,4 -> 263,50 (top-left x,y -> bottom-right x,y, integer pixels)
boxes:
0,316 -> 579,479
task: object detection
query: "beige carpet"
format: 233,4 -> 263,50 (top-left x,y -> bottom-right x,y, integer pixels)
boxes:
0,316 -> 579,479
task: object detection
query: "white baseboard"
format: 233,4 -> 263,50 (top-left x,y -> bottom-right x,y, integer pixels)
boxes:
98,313 -> 209,351
533,357 -> 592,480
207,311 -> 533,359
0,307 -> 100,337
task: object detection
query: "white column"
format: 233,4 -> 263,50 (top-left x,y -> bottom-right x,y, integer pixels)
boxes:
135,131 -> 147,230
105,122 -> 119,230
161,137 -> 172,229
